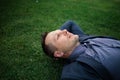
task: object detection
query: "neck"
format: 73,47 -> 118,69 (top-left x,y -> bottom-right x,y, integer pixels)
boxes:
62,42 -> 80,58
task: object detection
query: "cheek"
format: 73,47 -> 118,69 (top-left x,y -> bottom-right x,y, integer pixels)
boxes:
57,40 -> 65,44
60,38 -> 68,43
56,39 -> 68,47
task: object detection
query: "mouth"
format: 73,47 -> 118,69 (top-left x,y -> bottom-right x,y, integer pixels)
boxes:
68,35 -> 71,38
68,33 -> 73,38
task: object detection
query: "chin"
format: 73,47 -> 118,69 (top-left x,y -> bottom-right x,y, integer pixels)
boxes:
74,35 -> 79,40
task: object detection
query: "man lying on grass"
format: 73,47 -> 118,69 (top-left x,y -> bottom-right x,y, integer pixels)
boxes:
41,20 -> 120,80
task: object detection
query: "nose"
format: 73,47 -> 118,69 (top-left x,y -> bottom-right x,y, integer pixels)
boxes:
62,29 -> 67,35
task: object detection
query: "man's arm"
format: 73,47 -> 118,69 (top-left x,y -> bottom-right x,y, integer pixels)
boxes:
60,20 -> 86,37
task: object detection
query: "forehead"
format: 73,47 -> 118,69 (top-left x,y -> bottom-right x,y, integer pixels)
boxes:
45,30 -> 60,45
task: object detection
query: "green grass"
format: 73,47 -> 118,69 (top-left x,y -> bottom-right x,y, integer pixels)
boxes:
0,0 -> 120,80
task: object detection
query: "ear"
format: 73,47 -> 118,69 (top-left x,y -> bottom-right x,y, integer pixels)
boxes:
54,51 -> 64,58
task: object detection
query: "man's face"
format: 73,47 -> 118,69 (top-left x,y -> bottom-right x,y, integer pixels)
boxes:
45,29 -> 79,53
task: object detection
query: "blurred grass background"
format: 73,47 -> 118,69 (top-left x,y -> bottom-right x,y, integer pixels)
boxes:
0,0 -> 120,80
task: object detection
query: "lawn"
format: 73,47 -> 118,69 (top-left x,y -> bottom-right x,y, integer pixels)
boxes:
0,0 -> 120,80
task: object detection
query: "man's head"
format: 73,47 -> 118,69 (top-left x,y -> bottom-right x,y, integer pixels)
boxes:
41,29 -> 80,58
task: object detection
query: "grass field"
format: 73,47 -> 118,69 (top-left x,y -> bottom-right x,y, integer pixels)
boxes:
0,0 -> 120,80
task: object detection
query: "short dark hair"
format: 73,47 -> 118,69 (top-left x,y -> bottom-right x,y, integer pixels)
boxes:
41,32 -> 57,58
